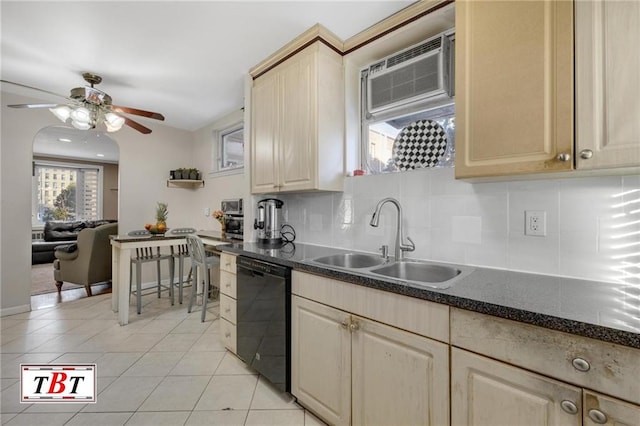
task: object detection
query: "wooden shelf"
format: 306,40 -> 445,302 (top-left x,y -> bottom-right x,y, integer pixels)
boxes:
167,179 -> 204,188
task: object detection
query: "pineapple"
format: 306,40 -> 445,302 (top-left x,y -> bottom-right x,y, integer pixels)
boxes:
155,202 -> 168,232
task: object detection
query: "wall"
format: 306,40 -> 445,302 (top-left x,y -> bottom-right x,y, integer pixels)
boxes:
278,168 -> 640,284
1,92 -> 195,316
33,155 -> 119,221
191,108 -> 246,231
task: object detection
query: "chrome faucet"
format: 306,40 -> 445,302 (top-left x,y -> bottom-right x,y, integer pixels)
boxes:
369,197 -> 415,261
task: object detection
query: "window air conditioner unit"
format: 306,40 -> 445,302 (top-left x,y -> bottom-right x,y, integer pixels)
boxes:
364,31 -> 453,116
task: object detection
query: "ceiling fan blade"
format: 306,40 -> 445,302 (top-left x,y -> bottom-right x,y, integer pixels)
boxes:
0,79 -> 71,101
123,116 -> 152,134
7,103 -> 61,109
112,105 -> 165,121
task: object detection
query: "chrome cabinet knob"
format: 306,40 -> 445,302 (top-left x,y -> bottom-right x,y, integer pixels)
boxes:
225,332 -> 231,338
556,152 -> 571,162
588,409 -> 608,424
560,400 -> 578,415
349,321 -> 360,332
580,149 -> 593,159
572,357 -> 591,372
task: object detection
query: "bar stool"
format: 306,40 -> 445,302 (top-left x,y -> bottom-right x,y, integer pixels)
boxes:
169,228 -> 197,305
128,230 -> 175,314
185,234 -> 220,322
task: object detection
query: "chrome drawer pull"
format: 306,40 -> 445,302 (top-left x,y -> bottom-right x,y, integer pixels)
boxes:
572,357 -> 590,372
588,409 -> 607,424
560,400 -> 578,415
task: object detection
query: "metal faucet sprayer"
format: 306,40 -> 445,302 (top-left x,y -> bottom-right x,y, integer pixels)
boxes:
369,197 -> 415,261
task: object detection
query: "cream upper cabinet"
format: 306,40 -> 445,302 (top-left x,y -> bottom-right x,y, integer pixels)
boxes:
452,348 -> 582,426
250,41 -> 344,194
455,0 -> 574,179
575,0 -> 640,170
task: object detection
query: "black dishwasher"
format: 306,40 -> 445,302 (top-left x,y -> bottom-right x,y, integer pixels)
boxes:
236,256 -> 291,392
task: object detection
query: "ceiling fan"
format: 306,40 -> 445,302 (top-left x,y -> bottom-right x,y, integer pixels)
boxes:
1,73 -> 165,134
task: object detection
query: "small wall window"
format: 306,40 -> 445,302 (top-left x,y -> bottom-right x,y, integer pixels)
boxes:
211,123 -> 244,176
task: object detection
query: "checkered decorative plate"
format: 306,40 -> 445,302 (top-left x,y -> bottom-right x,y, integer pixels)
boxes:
392,119 -> 447,170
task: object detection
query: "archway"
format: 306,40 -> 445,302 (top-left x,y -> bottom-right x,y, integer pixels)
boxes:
31,126 -> 120,301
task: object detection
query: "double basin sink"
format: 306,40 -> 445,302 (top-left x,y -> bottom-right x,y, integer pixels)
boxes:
310,252 -> 470,289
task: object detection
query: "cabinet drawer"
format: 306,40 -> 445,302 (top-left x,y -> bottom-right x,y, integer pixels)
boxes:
220,318 -> 237,354
451,308 -> 640,405
293,271 -> 449,343
220,253 -> 236,274
220,270 -> 237,299
220,293 -> 236,324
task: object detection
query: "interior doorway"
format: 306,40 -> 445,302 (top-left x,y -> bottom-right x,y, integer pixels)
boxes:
31,126 -> 119,300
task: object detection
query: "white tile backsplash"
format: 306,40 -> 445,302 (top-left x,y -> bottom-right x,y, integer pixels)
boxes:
277,171 -> 639,283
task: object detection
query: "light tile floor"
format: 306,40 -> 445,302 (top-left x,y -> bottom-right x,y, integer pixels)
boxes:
1,292 -> 326,426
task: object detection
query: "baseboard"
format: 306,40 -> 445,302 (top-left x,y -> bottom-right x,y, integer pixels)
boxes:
0,303 -> 31,317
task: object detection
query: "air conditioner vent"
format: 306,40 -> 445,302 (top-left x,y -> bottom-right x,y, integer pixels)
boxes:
386,37 -> 442,69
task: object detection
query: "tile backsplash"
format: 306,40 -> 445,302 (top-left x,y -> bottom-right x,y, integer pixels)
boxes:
278,168 -> 640,284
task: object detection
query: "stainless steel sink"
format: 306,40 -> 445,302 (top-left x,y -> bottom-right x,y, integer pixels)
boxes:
312,253 -> 388,269
370,261 -> 461,284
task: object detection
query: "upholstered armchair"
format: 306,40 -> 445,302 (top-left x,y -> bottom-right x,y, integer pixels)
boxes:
54,222 -> 118,296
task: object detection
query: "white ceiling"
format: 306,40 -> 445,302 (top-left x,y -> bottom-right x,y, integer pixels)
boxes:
1,0 -> 414,135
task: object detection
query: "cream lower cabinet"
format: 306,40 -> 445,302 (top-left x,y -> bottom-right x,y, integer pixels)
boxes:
451,308 -> 640,426
583,391 -> 640,426
251,40 -> 344,194
575,0 -> 640,170
455,0 -> 574,179
291,273 -> 449,426
452,348 -> 582,426
219,253 -> 237,354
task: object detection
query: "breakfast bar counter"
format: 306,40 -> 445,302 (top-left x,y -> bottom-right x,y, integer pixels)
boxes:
109,230 -> 229,325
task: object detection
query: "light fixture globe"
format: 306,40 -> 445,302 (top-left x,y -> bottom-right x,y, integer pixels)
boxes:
104,112 -> 125,132
70,106 -> 91,124
49,106 -> 71,122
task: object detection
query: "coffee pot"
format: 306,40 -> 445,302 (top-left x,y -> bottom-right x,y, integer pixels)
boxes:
254,198 -> 284,245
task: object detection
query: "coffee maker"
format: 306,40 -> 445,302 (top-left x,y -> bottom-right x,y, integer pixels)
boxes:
254,198 -> 284,245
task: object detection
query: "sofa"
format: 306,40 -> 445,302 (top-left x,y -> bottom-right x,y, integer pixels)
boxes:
32,220 -> 117,265
54,222 -> 118,296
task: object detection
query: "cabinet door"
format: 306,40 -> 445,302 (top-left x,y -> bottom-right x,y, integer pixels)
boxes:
455,0 -> 574,179
251,70 -> 279,193
291,296 -> 351,426
584,391 -> 640,426
451,348 -> 582,426
279,47 -> 317,192
351,316 -> 449,426
576,0 -> 640,169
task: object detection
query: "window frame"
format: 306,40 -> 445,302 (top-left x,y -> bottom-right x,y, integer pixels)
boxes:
210,122 -> 244,177
32,159 -> 104,227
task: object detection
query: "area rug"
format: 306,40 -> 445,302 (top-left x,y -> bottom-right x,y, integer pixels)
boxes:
31,263 -> 83,296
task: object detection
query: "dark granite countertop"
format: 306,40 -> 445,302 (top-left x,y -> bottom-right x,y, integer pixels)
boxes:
218,242 -> 640,350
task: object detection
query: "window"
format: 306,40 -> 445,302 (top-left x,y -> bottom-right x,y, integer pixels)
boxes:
362,106 -> 455,174
211,123 -> 244,176
32,161 -> 103,225
360,31 -> 456,174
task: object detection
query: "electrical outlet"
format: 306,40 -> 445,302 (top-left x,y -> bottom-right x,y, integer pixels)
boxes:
204,207 -> 210,217
525,210 -> 546,236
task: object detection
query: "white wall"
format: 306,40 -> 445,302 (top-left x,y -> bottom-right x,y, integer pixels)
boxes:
191,109 -> 247,231
278,168 -> 640,284
0,92 -> 195,315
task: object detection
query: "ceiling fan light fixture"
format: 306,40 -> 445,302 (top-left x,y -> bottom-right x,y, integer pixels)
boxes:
50,105 -> 71,122
71,120 -> 92,130
70,106 -> 91,124
104,112 -> 125,132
